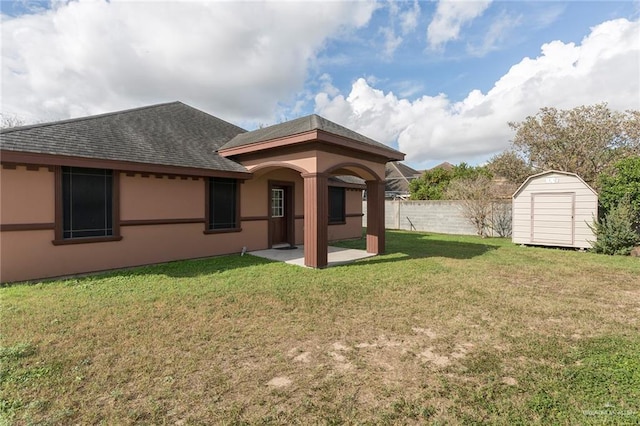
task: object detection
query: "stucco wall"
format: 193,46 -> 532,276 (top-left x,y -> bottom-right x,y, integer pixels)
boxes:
0,166 -> 54,224
328,189 -> 364,242
0,167 -> 273,282
120,174 -> 204,220
1,165 -> 363,282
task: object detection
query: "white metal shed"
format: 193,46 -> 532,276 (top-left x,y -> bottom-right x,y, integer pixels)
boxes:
512,170 -> 598,249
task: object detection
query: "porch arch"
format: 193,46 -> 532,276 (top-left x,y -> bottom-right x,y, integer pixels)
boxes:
246,161 -> 310,176
323,162 -> 383,182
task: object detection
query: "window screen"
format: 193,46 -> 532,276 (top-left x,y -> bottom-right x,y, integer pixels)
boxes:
62,167 -> 113,239
328,186 -> 345,224
209,178 -> 238,230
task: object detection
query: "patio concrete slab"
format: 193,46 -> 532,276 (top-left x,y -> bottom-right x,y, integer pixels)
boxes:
249,245 -> 375,268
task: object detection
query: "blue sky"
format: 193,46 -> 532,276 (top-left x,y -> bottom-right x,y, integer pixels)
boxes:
2,1 -> 639,169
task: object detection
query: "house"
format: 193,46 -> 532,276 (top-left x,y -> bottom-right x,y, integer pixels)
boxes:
384,161 -> 421,199
0,102 -> 403,282
512,170 -> 598,249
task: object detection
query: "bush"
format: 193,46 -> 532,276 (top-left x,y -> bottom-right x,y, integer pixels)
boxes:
598,156 -> 640,217
489,202 -> 512,238
589,196 -> 640,255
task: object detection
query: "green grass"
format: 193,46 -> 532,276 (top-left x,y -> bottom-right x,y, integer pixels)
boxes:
1,230 -> 639,424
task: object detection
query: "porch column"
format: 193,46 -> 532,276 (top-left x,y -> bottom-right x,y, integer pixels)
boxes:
366,180 -> 385,254
303,173 -> 328,268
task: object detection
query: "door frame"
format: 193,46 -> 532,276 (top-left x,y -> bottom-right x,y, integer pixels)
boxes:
268,180 -> 295,248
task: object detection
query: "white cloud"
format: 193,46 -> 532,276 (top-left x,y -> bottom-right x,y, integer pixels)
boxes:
377,0 -> 420,60
427,0 -> 492,50
467,11 -> 522,57
315,18 -> 640,168
400,0 -> 421,35
380,26 -> 403,59
1,0 -> 376,123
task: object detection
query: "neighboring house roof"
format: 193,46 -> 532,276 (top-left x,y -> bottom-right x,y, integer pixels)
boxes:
0,101 -> 248,174
221,114 -> 402,159
512,170 -> 598,198
384,161 -> 420,193
428,161 -> 454,171
330,175 -> 366,189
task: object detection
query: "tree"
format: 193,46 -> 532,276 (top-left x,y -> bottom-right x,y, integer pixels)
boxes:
409,163 -> 491,200
509,104 -> 640,186
445,176 -> 494,237
1,113 -> 25,129
598,156 -> 640,222
409,167 -> 452,200
486,150 -> 533,186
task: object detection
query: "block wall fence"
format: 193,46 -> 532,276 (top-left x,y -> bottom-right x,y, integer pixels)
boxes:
362,200 -> 512,237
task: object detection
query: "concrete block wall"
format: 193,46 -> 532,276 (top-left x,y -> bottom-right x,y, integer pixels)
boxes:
363,200 -> 511,236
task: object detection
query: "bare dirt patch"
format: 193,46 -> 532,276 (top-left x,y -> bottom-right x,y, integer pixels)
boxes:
266,376 -> 292,388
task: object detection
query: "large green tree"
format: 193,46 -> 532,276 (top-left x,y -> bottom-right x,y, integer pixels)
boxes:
409,167 -> 452,200
409,163 -> 490,200
508,103 -> 640,186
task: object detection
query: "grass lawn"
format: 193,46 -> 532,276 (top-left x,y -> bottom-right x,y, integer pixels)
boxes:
2,230 -> 639,425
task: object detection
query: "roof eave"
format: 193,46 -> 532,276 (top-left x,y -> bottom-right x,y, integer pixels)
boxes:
1,150 -> 252,180
219,129 -> 405,162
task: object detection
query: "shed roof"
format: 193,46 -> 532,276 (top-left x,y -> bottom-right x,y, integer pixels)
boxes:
512,170 -> 598,198
0,102 -> 248,174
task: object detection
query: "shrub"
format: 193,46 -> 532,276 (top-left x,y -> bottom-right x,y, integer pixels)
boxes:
589,196 -> 640,255
598,156 -> 640,217
489,202 -> 512,238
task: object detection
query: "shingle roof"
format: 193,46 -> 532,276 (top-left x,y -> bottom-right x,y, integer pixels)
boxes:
329,175 -> 366,187
222,114 -> 397,153
428,161 -> 454,171
384,161 -> 420,193
0,102 -> 248,173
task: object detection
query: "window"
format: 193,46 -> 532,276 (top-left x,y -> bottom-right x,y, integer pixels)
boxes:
61,167 -> 115,239
208,177 -> 239,230
328,186 -> 345,224
271,188 -> 284,217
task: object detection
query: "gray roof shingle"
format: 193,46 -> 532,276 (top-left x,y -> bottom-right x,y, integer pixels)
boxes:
0,102 -> 248,173
384,161 -> 421,193
222,114 -> 398,153
329,175 -> 366,187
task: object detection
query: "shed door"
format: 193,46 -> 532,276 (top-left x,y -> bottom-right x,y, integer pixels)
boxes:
531,193 -> 575,246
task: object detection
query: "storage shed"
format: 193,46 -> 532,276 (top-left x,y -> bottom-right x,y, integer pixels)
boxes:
512,170 -> 598,249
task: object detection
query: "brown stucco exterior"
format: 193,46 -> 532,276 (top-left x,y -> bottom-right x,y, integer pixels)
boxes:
1,106 -> 403,282
1,162 -> 367,282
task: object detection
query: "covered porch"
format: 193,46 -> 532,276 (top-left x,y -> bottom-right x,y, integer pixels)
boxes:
219,114 -> 404,269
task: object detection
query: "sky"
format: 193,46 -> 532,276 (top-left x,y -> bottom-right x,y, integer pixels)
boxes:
2,0 -> 639,170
